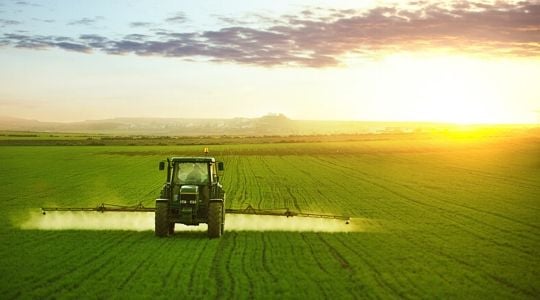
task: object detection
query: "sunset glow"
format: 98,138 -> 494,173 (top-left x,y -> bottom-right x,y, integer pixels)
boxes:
0,0 -> 539,124
365,54 -> 539,124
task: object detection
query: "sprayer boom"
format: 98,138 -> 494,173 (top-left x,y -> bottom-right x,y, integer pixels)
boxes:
41,203 -> 350,223
225,204 -> 350,221
41,203 -> 155,214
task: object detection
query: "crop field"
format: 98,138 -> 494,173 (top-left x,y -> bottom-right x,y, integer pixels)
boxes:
0,131 -> 539,298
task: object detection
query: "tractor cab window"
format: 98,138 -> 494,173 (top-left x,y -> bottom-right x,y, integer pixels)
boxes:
175,162 -> 209,185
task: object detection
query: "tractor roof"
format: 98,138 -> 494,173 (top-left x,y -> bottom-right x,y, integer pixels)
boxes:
170,157 -> 216,163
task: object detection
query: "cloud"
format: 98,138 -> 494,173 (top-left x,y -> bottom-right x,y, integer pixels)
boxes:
32,18 -> 55,23
215,16 -> 249,26
78,34 -> 108,48
165,12 -> 187,23
2,33 -> 91,52
67,16 -> 104,26
2,1 -> 540,67
55,42 -> 91,52
0,19 -> 22,27
130,22 -> 153,28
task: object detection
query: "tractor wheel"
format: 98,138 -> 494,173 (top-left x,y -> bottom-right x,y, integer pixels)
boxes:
168,222 -> 175,235
221,194 -> 226,235
155,201 -> 169,237
221,211 -> 225,235
208,202 -> 223,238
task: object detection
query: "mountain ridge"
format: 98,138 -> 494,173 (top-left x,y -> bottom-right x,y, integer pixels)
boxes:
0,115 -> 532,136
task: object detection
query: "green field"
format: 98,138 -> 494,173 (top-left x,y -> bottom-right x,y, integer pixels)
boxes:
1,132 -> 539,298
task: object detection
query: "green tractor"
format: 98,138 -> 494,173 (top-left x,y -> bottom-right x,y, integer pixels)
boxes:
41,152 -> 350,237
156,157 -> 225,238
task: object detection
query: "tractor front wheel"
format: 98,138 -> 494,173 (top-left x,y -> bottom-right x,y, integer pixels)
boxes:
155,201 -> 169,237
208,202 -> 223,238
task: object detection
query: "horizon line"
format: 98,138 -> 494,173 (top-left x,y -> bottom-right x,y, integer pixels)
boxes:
1,114 -> 538,126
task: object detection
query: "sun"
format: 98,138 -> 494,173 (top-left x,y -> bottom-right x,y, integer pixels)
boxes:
370,54 -> 529,125
417,64 -> 506,125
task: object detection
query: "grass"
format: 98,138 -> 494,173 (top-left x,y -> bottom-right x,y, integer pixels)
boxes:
0,131 -> 539,298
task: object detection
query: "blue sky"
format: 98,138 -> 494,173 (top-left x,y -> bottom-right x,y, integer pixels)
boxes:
1,0 -> 539,123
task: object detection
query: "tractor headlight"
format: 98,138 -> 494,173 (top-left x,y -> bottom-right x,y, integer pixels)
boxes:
179,200 -> 187,204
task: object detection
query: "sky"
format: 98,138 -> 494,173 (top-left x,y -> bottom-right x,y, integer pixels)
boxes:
0,0 -> 539,124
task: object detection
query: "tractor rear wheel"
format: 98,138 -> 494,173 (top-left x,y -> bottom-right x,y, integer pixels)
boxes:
155,201 -> 169,237
168,222 -> 175,235
221,211 -> 225,235
208,202 -> 223,238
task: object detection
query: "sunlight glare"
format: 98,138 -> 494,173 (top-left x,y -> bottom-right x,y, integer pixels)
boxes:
370,54 -> 530,124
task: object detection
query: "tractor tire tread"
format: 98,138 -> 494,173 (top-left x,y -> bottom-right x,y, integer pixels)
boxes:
155,202 -> 169,237
208,201 -> 223,238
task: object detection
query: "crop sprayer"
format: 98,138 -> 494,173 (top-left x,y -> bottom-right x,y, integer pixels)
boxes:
42,150 -> 350,238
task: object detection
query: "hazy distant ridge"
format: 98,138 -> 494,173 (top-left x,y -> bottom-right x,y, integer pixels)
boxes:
0,115 -> 516,136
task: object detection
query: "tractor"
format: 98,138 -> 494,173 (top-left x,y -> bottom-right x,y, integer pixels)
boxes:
41,151 -> 350,238
156,156 -> 225,238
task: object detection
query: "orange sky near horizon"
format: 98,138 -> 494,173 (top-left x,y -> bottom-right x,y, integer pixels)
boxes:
0,0 -> 539,124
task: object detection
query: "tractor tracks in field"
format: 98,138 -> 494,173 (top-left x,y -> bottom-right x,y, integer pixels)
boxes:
444,165 -> 540,190
427,240 -> 537,298
257,157 -> 278,209
292,162 -> 333,212
292,234 -> 334,299
185,237 -> 217,296
287,156 -> 354,213
227,156 -> 248,208
300,233 -> 331,276
79,233 -> 151,285
366,175 -> 539,250
237,234 -> 255,299
371,178 -> 540,245
211,232 -> 237,298
320,233 -> 410,299
40,233 -> 138,296
115,238 -> 179,291
376,167 -> 540,232
8,230 -> 62,250
315,156 -> 540,244
167,235 -> 208,288
161,239 -> 186,288
354,235 -> 464,298
260,233 -> 279,285
383,225 -> 537,298
37,233 -> 127,283
118,248 -> 157,289
316,234 -> 351,271
285,186 -> 302,212
398,232 -> 488,290
248,157 -> 268,210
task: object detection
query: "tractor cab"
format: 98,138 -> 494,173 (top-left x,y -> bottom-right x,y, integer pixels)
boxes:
156,156 -> 225,238
170,158 -> 217,219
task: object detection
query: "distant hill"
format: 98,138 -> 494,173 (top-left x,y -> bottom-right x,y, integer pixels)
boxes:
0,114 -> 533,136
